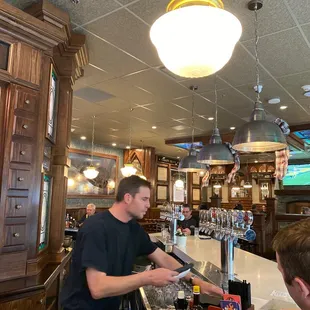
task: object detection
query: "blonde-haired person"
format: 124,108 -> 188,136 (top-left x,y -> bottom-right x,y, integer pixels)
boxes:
272,218 -> 310,310
77,203 -> 96,227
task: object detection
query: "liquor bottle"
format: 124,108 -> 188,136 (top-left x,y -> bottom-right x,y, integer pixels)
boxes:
65,213 -> 70,228
192,286 -> 203,310
175,290 -> 187,310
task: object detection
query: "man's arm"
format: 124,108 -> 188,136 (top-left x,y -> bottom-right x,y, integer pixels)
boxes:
86,267 -> 178,299
148,248 -> 223,296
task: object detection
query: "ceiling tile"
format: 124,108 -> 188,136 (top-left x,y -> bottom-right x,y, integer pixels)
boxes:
286,0 -> 310,25
242,28 -> 310,77
72,97 -> 107,117
117,0 -> 137,4
85,32 -> 148,78
122,69 -> 192,101
277,71 -> 310,100
78,65 -> 110,86
85,9 -> 161,66
127,0 -> 167,25
94,78 -> 154,104
224,0 -> 295,42
96,97 -> 131,113
217,44 -> 269,87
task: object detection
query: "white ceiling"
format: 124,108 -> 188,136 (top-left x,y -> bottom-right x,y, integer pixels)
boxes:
6,0 -> 310,158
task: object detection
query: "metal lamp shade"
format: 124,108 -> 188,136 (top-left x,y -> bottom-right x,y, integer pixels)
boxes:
178,148 -> 208,172
232,101 -> 287,152
197,128 -> 234,165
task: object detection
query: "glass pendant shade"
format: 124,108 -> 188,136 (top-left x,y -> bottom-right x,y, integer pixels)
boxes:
150,2 -> 242,78
232,101 -> 287,152
244,181 -> 252,189
178,148 -> 208,172
121,164 -> 137,177
175,179 -> 184,188
197,128 -> 234,165
83,166 -> 99,179
213,182 -> 222,189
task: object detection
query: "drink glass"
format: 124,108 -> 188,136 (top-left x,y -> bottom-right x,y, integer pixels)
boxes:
194,227 -> 199,237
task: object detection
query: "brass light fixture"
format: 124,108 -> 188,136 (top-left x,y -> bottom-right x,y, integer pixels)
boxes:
232,0 -> 287,153
197,76 -> 234,165
179,86 -> 208,172
150,0 -> 242,78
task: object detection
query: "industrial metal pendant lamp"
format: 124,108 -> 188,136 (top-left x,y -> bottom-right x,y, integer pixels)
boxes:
197,77 -> 234,165
83,116 -> 99,179
150,0 -> 242,78
179,86 -> 208,172
232,0 -> 287,153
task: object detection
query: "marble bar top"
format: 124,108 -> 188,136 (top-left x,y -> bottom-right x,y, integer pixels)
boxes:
150,234 -> 298,309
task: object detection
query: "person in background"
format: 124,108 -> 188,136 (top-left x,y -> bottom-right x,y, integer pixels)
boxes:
234,201 -> 243,210
251,204 -> 260,214
272,218 -> 310,310
178,204 -> 198,235
77,203 -> 96,227
61,176 -> 222,310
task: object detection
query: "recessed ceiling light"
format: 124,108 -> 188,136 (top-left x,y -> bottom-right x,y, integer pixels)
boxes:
126,145 -> 130,149
80,136 -> 86,140
268,97 -> 281,104
254,160 -> 258,163
230,127 -> 236,130
208,117 -> 214,121
152,126 -> 157,129
280,105 -> 288,110
301,85 -> 310,92
304,91 -> 310,97
112,143 -> 117,147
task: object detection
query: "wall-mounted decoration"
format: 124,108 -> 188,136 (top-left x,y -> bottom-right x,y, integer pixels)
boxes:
42,145 -> 52,172
259,179 -> 272,202
157,185 -> 168,201
258,164 -> 267,173
192,188 -> 201,202
67,149 -> 118,198
210,166 -> 225,175
192,172 -> 201,186
0,41 -> 10,71
250,166 -> 258,173
267,165 -> 275,173
157,166 -> 168,182
39,175 -> 52,251
46,64 -> 59,143
157,155 -> 179,165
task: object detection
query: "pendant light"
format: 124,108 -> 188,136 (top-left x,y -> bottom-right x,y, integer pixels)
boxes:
197,76 -> 234,165
213,182 -> 222,189
179,86 -> 208,172
121,107 -> 137,178
232,0 -> 287,153
150,0 -> 242,78
83,116 -> 99,180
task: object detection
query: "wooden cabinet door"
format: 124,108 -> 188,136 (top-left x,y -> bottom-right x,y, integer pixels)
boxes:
0,292 -> 46,310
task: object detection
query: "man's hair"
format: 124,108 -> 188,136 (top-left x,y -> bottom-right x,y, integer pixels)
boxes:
116,175 -> 151,202
183,204 -> 192,211
272,218 -> 310,285
87,203 -> 96,209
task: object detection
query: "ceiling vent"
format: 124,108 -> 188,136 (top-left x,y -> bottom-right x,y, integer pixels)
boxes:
73,87 -> 114,103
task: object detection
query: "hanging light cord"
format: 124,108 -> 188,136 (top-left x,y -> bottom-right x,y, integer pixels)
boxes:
191,91 -> 195,145
91,115 -> 95,165
254,3 -> 260,102
129,107 -> 133,148
214,75 -> 218,129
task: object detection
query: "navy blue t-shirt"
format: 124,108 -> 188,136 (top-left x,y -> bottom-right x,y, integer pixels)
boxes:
61,211 -> 157,310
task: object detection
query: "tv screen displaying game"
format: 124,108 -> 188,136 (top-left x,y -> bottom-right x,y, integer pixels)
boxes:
283,164 -> 310,186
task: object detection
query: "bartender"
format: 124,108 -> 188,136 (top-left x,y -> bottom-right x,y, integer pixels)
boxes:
77,203 -> 96,227
178,204 -> 197,235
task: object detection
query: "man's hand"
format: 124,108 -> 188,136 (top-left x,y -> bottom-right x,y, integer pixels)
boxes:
182,228 -> 191,235
146,268 -> 179,287
194,278 -> 223,297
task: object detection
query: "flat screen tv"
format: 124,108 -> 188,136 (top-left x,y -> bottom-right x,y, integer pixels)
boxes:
283,164 -> 310,186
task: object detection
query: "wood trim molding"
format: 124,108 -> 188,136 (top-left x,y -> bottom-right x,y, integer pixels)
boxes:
0,1 -> 65,51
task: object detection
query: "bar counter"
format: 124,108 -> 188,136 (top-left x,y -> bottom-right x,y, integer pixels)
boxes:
150,234 -> 298,309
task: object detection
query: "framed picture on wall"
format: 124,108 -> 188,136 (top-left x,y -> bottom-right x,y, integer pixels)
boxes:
157,166 -> 168,182
258,179 -> 272,202
192,188 -> 201,202
192,172 -> 200,185
67,149 -> 119,198
157,185 -> 168,201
